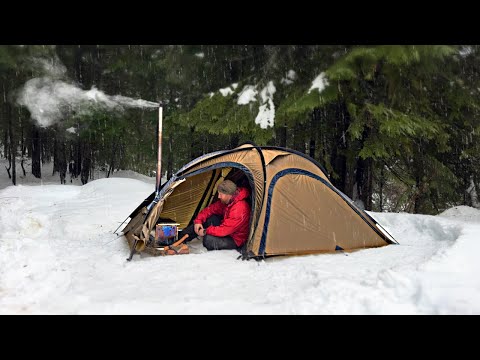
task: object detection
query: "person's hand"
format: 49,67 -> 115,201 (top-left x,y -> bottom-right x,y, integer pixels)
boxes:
194,223 -> 203,235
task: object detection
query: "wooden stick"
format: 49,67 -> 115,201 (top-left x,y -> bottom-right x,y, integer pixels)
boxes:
170,233 -> 189,247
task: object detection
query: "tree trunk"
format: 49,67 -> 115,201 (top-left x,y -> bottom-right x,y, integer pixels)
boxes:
31,126 -> 41,178
81,142 -> 91,185
54,126 -> 67,184
414,174 -> 421,214
74,46 -> 84,85
275,121 -> 287,147
229,134 -> 239,149
7,102 -> 16,185
189,126 -> 203,160
20,115 -> 26,176
107,139 -> 117,178
379,165 -> 384,212
5,151 -> 11,178
413,145 -> 426,214
329,101 -> 351,196
367,160 -> 373,210
330,145 -> 347,194
5,125 -> 11,179
309,137 -> 316,159
3,127 -> 7,159
75,137 -> 82,178
357,157 -> 373,210
59,141 -> 67,184
53,137 -> 58,175
20,159 -> 26,177
292,123 -> 305,153
344,159 -> 355,200
89,141 -> 95,181
309,109 -> 319,159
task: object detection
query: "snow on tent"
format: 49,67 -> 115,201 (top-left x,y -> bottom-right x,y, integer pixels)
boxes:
119,143 -> 397,260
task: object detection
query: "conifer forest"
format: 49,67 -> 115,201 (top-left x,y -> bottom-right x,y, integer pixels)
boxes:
1,45 -> 479,214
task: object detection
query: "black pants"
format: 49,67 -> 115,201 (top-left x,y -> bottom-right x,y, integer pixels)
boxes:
181,215 -> 238,251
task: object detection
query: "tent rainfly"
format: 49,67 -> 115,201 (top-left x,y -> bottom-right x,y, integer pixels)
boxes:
121,143 -> 397,259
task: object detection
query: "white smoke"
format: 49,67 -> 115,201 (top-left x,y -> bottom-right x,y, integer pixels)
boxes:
16,57 -> 159,127
30,56 -> 67,79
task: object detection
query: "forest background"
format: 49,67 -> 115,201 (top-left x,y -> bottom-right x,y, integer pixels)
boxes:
1,45 -> 479,214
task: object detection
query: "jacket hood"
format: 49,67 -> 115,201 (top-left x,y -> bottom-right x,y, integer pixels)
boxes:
231,187 -> 250,204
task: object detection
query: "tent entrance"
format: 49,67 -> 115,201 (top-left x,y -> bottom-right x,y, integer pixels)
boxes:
158,167 -> 253,232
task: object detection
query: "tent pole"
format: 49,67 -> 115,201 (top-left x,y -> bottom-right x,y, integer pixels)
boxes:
156,106 -> 163,194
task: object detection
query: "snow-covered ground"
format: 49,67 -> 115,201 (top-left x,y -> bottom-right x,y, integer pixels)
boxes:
1,160 -> 479,314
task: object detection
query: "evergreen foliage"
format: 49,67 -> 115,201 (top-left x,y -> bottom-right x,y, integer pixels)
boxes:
0,44 -> 479,214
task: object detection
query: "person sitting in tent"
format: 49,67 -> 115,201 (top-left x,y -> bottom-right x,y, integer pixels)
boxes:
182,179 -> 251,251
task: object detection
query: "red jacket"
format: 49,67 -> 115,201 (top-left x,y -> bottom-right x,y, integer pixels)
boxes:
194,187 -> 251,247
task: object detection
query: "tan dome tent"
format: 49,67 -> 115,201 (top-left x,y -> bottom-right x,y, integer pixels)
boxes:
120,143 -> 397,260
